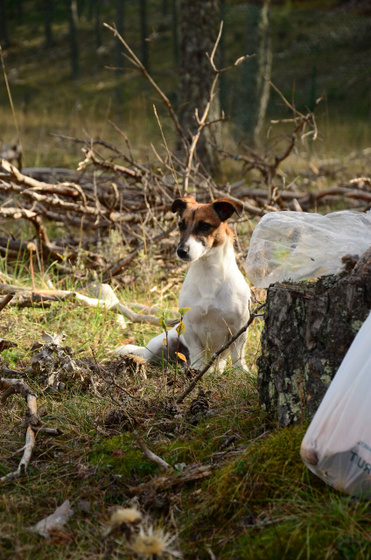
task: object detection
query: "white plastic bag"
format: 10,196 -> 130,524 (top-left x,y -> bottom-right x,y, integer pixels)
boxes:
245,209 -> 371,287
300,311 -> 371,497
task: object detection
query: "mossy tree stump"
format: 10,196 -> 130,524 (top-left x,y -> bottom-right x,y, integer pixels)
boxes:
257,248 -> 371,426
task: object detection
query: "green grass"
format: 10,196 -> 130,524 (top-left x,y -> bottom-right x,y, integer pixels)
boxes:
0,267 -> 370,560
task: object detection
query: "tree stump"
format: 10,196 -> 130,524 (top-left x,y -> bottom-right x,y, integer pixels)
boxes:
257,248 -> 371,426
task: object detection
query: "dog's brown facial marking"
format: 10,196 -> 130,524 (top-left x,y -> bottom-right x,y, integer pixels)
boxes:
172,196 -> 243,261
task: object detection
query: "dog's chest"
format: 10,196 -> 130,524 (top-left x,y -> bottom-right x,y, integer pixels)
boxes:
178,258 -> 249,328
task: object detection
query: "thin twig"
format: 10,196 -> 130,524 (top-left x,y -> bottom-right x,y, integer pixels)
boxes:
104,23 -> 186,147
133,430 -> 172,471
176,305 -> 265,404
0,292 -> 15,312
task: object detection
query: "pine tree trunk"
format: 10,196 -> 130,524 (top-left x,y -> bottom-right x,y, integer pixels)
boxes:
139,0 -> 149,70
178,0 -> 221,175
0,0 -> 10,48
44,0 -> 54,49
69,0 -> 80,80
257,248 -> 371,426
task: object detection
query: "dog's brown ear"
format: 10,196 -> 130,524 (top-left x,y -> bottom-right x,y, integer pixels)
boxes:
212,197 -> 243,221
172,195 -> 196,216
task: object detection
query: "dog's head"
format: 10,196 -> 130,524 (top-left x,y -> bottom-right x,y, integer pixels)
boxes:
171,196 -> 243,262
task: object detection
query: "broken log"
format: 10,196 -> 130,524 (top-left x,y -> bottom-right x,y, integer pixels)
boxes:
257,247 -> 371,426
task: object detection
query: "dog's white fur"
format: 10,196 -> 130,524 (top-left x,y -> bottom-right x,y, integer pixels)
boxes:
116,196 -> 251,372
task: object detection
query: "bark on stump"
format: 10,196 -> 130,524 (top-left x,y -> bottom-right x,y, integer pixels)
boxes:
257,248 -> 371,426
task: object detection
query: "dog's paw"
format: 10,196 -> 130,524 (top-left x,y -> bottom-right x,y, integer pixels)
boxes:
114,344 -> 150,362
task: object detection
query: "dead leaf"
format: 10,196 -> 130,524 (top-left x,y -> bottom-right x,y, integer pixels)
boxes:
41,332 -> 67,345
31,499 -> 74,539
0,338 -> 17,353
175,352 -> 187,363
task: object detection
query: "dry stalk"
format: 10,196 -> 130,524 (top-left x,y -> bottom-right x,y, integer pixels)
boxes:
176,304 -> 265,404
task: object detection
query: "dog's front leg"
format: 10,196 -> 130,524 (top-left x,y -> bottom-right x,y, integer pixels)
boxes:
230,330 -> 249,372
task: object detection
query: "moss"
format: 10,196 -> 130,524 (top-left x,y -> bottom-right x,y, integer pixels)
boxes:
351,320 -> 364,335
89,434 -> 158,479
192,425 -> 308,521
162,404 -> 267,466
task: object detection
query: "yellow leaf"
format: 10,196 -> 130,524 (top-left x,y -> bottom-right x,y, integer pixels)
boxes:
175,352 -> 187,363
178,307 -> 191,316
176,321 -> 186,335
162,338 -> 167,345
159,317 -> 167,331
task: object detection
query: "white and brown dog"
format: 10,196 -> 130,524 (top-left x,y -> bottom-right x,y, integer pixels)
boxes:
116,196 -> 251,372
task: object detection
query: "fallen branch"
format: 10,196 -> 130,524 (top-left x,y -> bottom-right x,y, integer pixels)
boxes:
0,292 -> 15,312
0,378 -> 39,482
101,224 -> 177,282
1,158 -> 87,205
127,463 -> 214,496
133,430 -> 172,472
177,304 -> 265,404
0,282 -> 178,326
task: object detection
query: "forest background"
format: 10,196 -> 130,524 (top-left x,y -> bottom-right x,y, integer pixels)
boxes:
1,0 -> 370,168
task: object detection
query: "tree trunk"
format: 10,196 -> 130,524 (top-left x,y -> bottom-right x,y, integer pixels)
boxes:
115,0 -> 125,104
0,0 -> 10,48
69,0 -> 80,80
257,248 -> 371,427
236,1 -> 272,145
253,0 -> 272,145
139,0 -> 149,70
94,0 -> 102,48
43,0 -> 54,49
178,0 -> 221,175
172,0 -> 179,66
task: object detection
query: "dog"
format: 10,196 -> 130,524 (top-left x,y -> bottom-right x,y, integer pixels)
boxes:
116,195 -> 251,373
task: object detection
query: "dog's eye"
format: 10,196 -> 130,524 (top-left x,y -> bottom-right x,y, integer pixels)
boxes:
178,220 -> 186,231
198,221 -> 213,232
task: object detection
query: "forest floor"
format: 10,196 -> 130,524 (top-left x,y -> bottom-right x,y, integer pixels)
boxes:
0,249 -> 370,560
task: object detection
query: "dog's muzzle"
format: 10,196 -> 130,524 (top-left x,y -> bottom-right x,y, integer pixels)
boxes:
177,243 -> 191,261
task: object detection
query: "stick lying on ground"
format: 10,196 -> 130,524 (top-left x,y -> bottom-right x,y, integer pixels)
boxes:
0,377 -> 62,482
133,430 -> 172,472
0,282 -> 178,327
0,378 -> 39,482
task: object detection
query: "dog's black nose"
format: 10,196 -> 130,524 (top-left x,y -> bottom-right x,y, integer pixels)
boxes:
177,245 -> 189,260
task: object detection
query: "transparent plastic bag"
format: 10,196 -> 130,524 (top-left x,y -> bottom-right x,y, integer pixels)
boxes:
245,209 -> 371,287
300,311 -> 371,497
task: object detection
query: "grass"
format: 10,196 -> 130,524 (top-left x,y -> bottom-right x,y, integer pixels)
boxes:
0,264 -> 370,560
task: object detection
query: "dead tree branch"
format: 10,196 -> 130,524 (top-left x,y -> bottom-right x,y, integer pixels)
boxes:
0,378 -> 39,482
